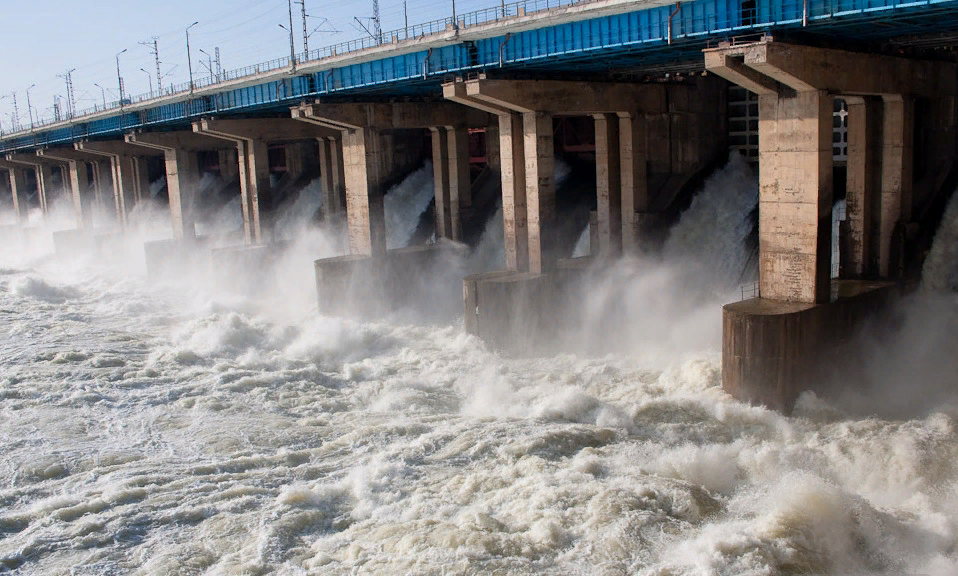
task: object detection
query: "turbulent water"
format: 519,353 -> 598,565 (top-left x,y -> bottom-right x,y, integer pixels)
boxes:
1,161 -> 958,575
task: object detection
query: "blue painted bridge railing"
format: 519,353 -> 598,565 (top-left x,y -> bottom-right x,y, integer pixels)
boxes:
1,0 -> 956,153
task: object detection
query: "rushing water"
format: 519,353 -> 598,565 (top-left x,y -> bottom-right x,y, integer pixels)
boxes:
1,160 -> 958,575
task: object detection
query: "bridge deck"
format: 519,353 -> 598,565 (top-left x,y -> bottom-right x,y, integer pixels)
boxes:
2,0 -> 957,152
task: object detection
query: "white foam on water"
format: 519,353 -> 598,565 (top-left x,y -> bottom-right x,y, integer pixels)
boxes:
0,158 -> 955,575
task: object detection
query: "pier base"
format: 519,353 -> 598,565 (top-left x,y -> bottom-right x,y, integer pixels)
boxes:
722,280 -> 905,413
463,258 -> 592,354
314,243 -> 468,319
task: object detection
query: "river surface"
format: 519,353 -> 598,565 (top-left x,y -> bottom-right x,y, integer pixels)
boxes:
2,159 -> 957,575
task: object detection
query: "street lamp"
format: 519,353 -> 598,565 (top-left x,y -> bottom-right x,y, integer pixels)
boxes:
186,21 -> 199,94
140,68 -> 154,98
25,84 -> 36,129
94,83 -> 106,109
278,23 -> 297,72
116,48 -> 128,106
199,49 -> 214,84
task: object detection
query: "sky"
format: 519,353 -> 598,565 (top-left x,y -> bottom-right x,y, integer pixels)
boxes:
0,0 -> 500,132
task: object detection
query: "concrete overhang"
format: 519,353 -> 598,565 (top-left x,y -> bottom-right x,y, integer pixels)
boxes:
704,38 -> 958,97
459,77 -> 668,114
291,102 -> 487,130
37,148 -> 104,163
125,131 -> 234,152
194,118 -> 341,143
5,153 -> 63,168
77,140 -> 161,158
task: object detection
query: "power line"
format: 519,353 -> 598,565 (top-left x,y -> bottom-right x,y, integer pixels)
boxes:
139,37 -> 163,98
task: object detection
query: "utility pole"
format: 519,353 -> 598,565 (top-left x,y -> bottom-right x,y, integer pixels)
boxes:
288,0 -> 297,70
199,49 -> 214,83
57,69 -> 76,118
186,21 -> 199,94
116,48 -> 128,106
94,83 -> 106,109
215,47 -> 221,82
11,92 -> 19,131
53,96 -> 62,122
404,0 -> 408,32
25,84 -> 35,129
141,68 -> 154,97
373,0 -> 381,43
140,37 -> 162,98
299,0 -> 309,56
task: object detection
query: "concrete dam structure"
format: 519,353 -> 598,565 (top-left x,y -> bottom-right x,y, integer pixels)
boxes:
2,0 -> 958,417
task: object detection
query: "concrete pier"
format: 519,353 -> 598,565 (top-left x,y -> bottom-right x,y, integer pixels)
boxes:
193,118 -> 334,243
77,140 -> 161,229
705,38 -> 958,411
0,161 -> 30,225
293,101 -> 488,313
445,76 -> 728,346
4,153 -> 63,220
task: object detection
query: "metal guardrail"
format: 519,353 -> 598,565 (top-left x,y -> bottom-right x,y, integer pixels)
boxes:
741,281 -> 760,300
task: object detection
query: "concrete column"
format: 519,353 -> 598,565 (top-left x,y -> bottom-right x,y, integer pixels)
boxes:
2,166 -> 28,224
619,112 -> 649,256
37,163 -> 56,218
113,156 -> 138,228
447,126 -> 472,241
330,137 -> 346,212
235,143 -> 254,243
218,149 -> 238,183
486,124 -> 501,172
842,98 -> 881,278
878,95 -> 915,278
248,139 -> 272,243
343,127 -> 387,257
285,142 -> 305,182
164,148 -> 200,239
133,157 -> 150,204
317,138 -> 339,220
758,90 -> 834,304
594,113 -> 622,257
65,161 -> 93,229
429,127 -> 452,238
523,111 -> 555,274
499,112 -> 528,271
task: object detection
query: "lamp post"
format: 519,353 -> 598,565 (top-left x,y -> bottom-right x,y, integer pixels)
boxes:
141,68 -> 154,98
25,83 -> 36,129
278,23 -> 297,72
199,49 -> 214,84
94,83 -> 106,109
116,48 -> 128,107
186,21 -> 199,94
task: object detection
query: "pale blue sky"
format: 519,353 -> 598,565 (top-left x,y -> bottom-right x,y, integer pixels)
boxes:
0,0 -> 497,131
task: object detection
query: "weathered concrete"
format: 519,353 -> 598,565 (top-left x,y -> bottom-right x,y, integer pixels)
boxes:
447,126 -> 472,241
878,95 -> 915,278
317,136 -> 346,220
294,102 -> 467,257
125,131 -> 229,239
594,113 -> 622,257
77,140 -> 161,228
5,153 -> 62,220
841,98 -> 882,278
195,118 -> 339,243
0,161 -> 30,224
723,281 -> 904,413
757,89 -> 834,304
705,38 -> 958,412
429,127 -> 453,238
38,148 -> 106,230
313,243 -> 469,317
